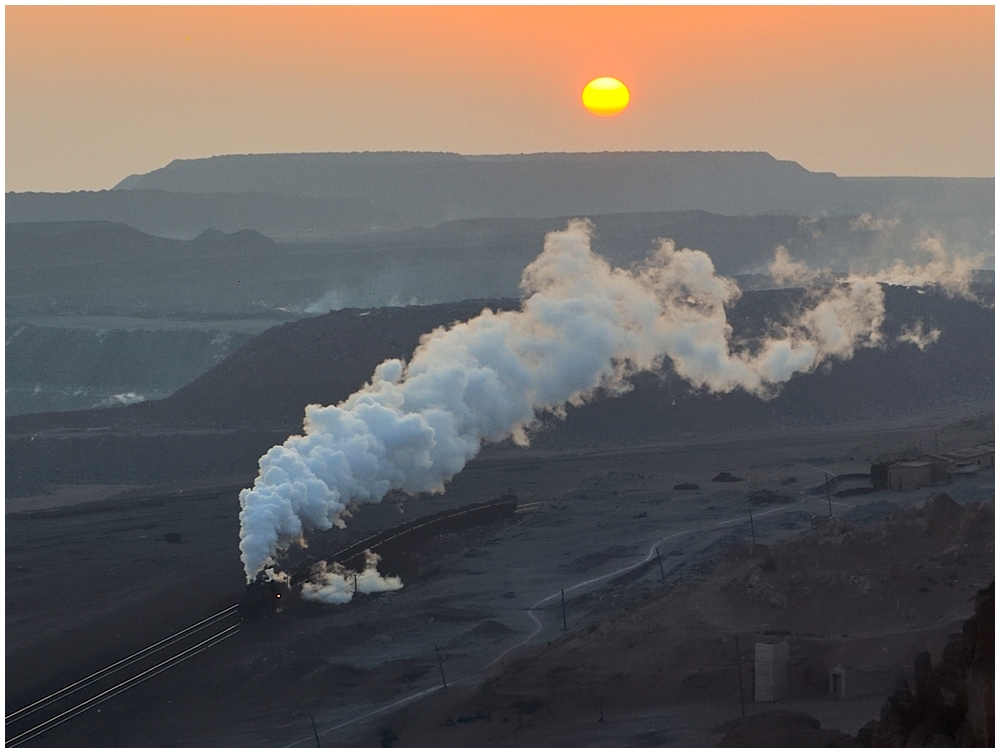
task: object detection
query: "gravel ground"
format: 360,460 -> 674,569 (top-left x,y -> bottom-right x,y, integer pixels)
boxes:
6,411 -> 993,746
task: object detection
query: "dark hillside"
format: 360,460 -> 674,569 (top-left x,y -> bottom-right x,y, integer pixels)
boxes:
6,299 -> 517,434
6,286 -> 992,494
9,287 -> 991,437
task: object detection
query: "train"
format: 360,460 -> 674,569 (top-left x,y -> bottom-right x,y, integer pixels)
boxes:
239,573 -> 290,621
238,494 -> 518,620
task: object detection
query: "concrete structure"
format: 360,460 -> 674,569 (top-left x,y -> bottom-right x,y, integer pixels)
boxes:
829,665 -> 847,698
754,642 -> 789,702
942,442 -> 994,472
887,455 -> 949,491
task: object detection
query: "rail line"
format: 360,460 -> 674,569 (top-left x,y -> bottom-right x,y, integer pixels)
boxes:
11,492 -> 842,746
7,496 -> 515,746
5,605 -> 241,746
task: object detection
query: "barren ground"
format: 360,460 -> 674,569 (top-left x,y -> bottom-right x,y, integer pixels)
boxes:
5,411 -> 994,746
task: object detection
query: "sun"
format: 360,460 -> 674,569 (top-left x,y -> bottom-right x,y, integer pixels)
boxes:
582,77 -> 630,117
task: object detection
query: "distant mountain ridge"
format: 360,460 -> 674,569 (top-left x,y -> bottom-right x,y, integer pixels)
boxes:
8,208 -> 994,321
8,151 -> 992,239
4,189 -> 397,241
109,150 -> 842,224
0,212 -> 890,319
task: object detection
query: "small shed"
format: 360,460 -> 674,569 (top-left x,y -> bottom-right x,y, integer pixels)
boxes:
829,665 -> 847,698
754,642 -> 790,702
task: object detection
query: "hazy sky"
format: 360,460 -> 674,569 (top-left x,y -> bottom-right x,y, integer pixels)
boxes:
6,5 -> 995,193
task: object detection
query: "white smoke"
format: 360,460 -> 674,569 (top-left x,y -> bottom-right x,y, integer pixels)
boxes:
849,213 -> 901,233
878,234 -> 981,301
303,289 -> 348,314
769,246 -> 829,287
896,320 -> 942,350
238,220 -> 885,581
101,392 -> 146,407
842,214 -> 987,302
771,234 -> 986,304
300,549 -> 402,604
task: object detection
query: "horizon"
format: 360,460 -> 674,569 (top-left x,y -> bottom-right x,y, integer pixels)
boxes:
8,149 -> 995,197
6,5 -> 994,193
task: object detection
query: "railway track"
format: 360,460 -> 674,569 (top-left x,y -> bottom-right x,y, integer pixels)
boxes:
5,604 -> 242,746
6,495 -> 520,744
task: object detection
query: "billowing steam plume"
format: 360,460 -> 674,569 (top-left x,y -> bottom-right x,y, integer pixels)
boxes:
301,550 -> 402,604
238,220 -> 885,581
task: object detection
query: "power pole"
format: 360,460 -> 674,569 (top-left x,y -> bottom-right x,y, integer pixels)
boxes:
824,472 -> 832,517
748,506 -> 756,547
561,588 -> 567,632
734,634 -> 746,717
310,715 -> 321,748
655,547 -> 665,583
435,644 -> 447,688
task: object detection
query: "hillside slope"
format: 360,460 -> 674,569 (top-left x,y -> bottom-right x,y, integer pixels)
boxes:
7,286 -> 993,494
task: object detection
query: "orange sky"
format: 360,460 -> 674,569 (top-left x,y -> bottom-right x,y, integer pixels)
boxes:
6,5 -> 995,192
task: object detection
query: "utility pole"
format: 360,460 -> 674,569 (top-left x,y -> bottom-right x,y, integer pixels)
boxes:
353,573 -> 358,595
824,472 -> 833,517
435,644 -> 447,688
655,547 -> 666,583
748,506 -> 756,547
310,715 -> 321,747
734,634 -> 746,717
561,588 -> 567,632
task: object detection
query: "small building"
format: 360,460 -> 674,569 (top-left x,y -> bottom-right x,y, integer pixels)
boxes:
829,665 -> 847,698
754,642 -> 789,702
942,442 -> 995,472
887,455 -> 949,491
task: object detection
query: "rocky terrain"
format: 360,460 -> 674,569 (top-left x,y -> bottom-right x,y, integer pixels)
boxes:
859,579 -> 994,747
345,494 -> 993,747
7,413 -> 992,746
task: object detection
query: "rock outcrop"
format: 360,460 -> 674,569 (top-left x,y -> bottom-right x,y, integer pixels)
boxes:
858,581 -> 994,746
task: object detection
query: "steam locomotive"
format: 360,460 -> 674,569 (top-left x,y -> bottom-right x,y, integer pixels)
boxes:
239,573 -> 290,621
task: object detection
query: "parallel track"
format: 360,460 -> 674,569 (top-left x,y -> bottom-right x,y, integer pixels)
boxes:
5,605 -> 241,746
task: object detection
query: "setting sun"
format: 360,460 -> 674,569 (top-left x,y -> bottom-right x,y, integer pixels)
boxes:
582,77 -> 630,117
